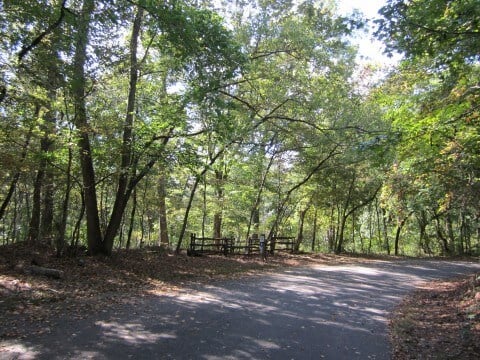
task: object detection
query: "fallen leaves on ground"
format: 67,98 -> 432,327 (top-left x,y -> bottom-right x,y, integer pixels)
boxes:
0,243 -> 359,340
390,274 -> 480,359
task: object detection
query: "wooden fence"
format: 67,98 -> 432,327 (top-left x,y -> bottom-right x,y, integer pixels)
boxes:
188,233 -> 234,256
270,236 -> 296,254
188,233 -> 296,256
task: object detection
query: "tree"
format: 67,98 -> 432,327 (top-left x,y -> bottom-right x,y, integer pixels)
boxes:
375,0 -> 480,255
376,0 -> 480,68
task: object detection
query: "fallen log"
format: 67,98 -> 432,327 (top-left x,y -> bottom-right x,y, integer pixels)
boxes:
29,265 -> 64,279
15,263 -> 64,279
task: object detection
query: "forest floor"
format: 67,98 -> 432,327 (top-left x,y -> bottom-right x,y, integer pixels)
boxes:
0,242 -> 479,358
389,272 -> 480,359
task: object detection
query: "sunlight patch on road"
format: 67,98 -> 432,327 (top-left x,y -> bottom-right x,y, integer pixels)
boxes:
319,265 -> 381,276
0,342 -> 39,360
267,274 -> 336,296
362,307 -> 387,315
168,287 -> 282,314
252,338 -> 281,349
171,290 -> 230,306
69,350 -> 103,359
95,321 -> 176,344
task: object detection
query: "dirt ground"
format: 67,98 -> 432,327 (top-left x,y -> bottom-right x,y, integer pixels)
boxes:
1,243 -> 479,358
389,273 -> 480,359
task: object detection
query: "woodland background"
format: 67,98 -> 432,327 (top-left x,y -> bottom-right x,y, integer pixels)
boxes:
0,0 -> 479,258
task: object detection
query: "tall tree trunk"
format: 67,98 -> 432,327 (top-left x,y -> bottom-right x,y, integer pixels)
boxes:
56,144 -> 73,257
381,207 -> 390,255
27,167 -> 43,244
28,121 -> 56,245
213,212 -> 222,239
40,56 -> 60,245
213,169 -> 225,239
158,170 -> 169,247
41,172 -> 54,245
175,147 -> 227,253
417,210 -> 429,254
126,188 -> 137,250
296,207 -> 308,252
336,184 -> 381,254
267,146 -> 340,241
72,0 -> 103,254
0,122 -> 34,222
246,150 -> 275,241
71,191 -> 85,248
103,7 -> 144,255
335,212 -> 348,254
434,215 -> 450,255
327,207 -> 335,252
351,211 -> 356,253
176,175 -> 201,253
311,207 -> 317,252
445,214 -> 456,254
394,211 -> 413,255
201,175 -> 207,238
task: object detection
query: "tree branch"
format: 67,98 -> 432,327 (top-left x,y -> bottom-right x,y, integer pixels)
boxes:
18,0 -> 68,61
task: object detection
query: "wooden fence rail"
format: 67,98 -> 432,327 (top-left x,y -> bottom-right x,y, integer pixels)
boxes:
188,233 -> 234,256
188,233 -> 296,256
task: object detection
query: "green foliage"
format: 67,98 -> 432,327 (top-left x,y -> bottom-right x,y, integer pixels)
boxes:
2,0 -> 478,257
375,0 -> 480,255
376,0 -> 480,68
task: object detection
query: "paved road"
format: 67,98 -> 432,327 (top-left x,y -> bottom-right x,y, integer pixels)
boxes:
1,259 -> 479,360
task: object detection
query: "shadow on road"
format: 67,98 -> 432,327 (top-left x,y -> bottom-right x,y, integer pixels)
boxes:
2,259 -> 479,360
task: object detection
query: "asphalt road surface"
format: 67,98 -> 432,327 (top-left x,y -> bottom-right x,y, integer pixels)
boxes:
2,259 -> 479,360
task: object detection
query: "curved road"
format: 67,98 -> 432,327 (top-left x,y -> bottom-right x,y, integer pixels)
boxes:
2,259 -> 479,359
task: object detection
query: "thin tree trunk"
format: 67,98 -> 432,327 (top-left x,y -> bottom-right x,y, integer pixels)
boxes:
336,212 -> 348,254
56,144 -> 73,257
158,170 -> 169,247
394,211 -> 413,256
246,150 -> 275,241
213,169 -> 225,239
41,165 -> 54,245
175,147 -> 228,253
311,207 -> 317,252
71,191 -> 85,248
296,207 -> 308,252
211,146 -> 228,243
328,207 -> 335,252
381,207 -> 390,255
336,184 -> 381,254
27,167 -> 43,244
201,175 -> 207,239
417,210 -> 429,254
0,122 -> 34,222
176,176 -> 201,253
445,215 -> 456,254
335,173 -> 355,254
351,211 -> 356,253
126,188 -> 137,250
267,146 -> 340,241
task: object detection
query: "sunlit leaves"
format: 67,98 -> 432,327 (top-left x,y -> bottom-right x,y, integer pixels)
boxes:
375,0 -> 480,254
376,0 -> 480,68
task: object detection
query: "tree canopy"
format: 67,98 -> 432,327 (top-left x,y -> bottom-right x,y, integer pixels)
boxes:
0,0 -> 479,257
